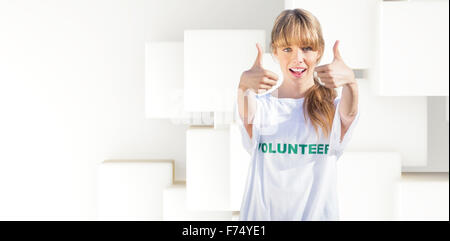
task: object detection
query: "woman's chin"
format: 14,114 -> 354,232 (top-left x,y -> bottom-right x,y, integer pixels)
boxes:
286,76 -> 307,84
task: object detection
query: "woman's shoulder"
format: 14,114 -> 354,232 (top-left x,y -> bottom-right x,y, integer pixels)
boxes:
333,95 -> 341,106
253,92 -> 273,113
254,92 -> 272,103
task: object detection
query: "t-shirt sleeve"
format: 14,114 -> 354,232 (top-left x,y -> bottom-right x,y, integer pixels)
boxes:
235,91 -> 261,156
329,96 -> 360,159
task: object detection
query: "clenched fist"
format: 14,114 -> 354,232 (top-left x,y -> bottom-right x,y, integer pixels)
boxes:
239,43 -> 279,94
314,40 -> 356,88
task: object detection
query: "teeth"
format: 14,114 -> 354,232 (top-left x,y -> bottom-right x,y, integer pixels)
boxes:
290,68 -> 306,72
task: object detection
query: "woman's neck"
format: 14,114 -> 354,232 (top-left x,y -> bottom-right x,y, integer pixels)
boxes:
272,77 -> 315,99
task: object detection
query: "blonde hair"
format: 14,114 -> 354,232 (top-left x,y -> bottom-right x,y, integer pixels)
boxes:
270,8 -> 337,140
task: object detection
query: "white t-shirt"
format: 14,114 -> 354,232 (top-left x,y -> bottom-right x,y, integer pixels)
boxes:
236,90 -> 360,221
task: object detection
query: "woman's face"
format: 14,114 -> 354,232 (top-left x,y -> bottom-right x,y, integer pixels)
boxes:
273,45 -> 320,83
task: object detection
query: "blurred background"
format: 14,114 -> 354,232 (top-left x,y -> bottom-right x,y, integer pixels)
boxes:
0,0 -> 448,221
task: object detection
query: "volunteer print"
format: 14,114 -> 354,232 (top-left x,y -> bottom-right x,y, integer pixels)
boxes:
258,142 -> 330,155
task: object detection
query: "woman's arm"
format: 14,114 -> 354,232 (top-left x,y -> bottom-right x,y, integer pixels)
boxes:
314,40 -> 359,143
237,43 -> 279,140
237,86 -> 257,139
339,81 -> 359,143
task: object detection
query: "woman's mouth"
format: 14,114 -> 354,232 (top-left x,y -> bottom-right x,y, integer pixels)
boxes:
289,68 -> 307,78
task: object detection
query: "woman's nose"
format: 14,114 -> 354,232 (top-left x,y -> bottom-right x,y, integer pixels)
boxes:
294,50 -> 305,62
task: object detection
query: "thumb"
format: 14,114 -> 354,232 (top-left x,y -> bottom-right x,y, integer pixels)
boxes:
252,43 -> 264,67
333,40 -> 342,61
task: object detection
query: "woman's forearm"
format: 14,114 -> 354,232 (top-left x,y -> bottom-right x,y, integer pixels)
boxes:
340,80 -> 359,118
237,86 -> 257,139
237,85 -> 257,125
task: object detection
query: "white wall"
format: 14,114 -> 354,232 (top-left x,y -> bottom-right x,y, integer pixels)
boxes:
403,97 -> 449,172
0,0 -> 284,220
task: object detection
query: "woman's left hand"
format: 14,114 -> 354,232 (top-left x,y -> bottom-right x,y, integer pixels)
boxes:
314,40 -> 356,88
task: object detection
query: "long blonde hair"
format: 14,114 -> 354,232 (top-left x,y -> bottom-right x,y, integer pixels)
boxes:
270,8 -> 337,140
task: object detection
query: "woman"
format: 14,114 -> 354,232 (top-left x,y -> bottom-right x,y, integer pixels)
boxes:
236,8 -> 360,221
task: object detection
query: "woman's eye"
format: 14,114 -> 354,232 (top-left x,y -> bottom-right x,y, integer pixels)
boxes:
283,47 -> 312,52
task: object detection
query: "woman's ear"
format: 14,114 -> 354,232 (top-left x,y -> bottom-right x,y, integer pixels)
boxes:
315,51 -> 322,64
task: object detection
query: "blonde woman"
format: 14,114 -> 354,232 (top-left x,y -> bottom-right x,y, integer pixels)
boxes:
236,8 -> 360,221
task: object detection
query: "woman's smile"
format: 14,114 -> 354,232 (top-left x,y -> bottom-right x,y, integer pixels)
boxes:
289,68 -> 307,78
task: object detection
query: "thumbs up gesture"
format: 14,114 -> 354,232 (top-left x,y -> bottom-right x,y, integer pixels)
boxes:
239,43 -> 279,94
314,40 -> 356,88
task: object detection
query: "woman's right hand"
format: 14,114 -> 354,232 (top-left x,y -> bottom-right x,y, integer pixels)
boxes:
238,43 -> 279,94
